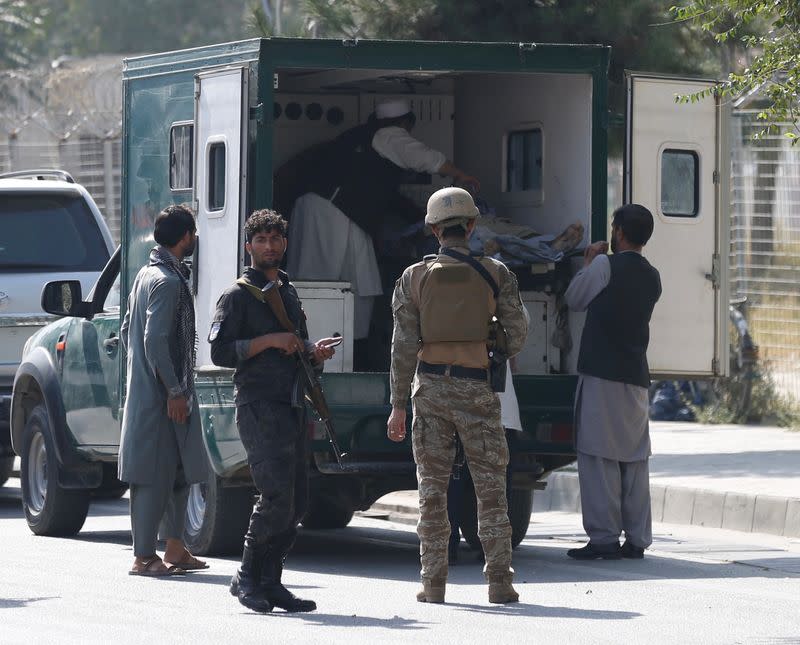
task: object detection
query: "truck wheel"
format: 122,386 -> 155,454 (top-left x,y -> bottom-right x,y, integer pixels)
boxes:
301,495 -> 354,529
0,456 -> 13,487
459,481 -> 533,550
183,470 -> 253,556
20,404 -> 91,536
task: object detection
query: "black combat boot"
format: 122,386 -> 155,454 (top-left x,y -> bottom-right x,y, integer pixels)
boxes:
230,543 -> 273,613
261,549 -> 316,613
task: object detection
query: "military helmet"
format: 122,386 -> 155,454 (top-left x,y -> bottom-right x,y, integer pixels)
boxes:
424,187 -> 479,226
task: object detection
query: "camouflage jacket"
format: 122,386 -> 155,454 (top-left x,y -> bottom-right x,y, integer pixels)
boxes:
389,244 -> 528,407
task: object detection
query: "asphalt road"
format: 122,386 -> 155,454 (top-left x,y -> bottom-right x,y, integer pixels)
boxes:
1,478 -> 798,645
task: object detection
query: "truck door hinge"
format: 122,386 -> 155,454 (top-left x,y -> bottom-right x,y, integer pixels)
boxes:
342,38 -> 359,47
273,72 -> 279,90
249,103 -> 264,123
711,357 -> 720,375
194,85 -> 201,100
713,169 -> 720,184
704,254 -> 720,289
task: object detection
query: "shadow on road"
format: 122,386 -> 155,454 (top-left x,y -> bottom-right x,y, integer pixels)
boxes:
448,601 -> 641,620
0,597 -> 59,609
261,611 -> 431,630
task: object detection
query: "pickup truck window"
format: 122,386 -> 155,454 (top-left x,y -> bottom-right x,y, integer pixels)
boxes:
0,194 -> 110,272
661,149 -> 699,217
169,122 -> 193,191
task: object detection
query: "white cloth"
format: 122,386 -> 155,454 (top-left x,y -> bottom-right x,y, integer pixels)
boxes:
376,99 -> 411,119
498,362 -> 522,431
371,126 -> 446,175
287,193 -> 383,339
566,252 -> 651,462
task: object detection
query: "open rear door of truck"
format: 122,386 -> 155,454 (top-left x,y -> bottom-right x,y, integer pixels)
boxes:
194,66 -> 249,368
625,72 -> 729,377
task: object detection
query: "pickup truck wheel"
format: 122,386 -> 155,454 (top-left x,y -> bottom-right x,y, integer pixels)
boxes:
301,495 -> 354,530
20,404 -> 91,536
459,481 -> 533,550
183,471 -> 253,556
0,456 -> 13,487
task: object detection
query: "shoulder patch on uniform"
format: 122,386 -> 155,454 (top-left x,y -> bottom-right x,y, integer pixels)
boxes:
207,321 -> 221,342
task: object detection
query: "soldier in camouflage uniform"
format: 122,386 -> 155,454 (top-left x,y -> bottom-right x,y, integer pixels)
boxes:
387,187 -> 528,604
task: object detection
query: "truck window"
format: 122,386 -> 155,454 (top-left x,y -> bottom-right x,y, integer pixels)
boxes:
505,128 -> 543,193
169,122 -> 193,191
208,142 -> 226,211
660,149 -> 699,217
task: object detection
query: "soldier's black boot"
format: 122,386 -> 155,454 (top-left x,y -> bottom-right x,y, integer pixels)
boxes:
261,549 -> 316,612
230,543 -> 273,613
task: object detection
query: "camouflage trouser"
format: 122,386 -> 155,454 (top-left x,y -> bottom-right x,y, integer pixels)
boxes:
411,372 -> 512,582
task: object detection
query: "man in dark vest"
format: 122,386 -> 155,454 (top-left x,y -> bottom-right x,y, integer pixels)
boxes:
564,204 -> 662,560
285,99 -> 479,346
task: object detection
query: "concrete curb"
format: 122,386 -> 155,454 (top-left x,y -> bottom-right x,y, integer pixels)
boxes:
535,471 -> 800,539
369,472 -> 800,539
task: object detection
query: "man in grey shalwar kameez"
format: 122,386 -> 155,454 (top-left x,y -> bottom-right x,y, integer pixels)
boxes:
118,204 -> 209,576
564,204 -> 661,560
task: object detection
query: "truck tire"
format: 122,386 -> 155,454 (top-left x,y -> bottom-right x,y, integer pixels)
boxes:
459,480 -> 533,550
183,470 -> 253,556
0,455 -> 13,487
20,404 -> 91,536
301,493 -> 354,529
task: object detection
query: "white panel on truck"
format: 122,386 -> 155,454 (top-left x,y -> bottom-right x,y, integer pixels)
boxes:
294,281 -> 354,373
625,73 -> 729,377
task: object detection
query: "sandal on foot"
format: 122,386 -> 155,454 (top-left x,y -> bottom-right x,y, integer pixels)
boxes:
129,556 -> 185,577
164,552 -> 209,571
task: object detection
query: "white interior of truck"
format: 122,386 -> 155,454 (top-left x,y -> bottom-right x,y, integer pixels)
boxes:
272,67 -> 594,376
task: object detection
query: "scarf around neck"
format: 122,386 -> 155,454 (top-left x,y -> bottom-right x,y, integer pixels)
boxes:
149,246 -> 196,400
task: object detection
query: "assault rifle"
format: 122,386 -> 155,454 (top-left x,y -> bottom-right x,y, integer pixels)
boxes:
237,277 -> 347,467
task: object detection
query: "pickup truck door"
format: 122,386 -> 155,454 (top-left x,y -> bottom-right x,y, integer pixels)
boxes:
625,72 -> 729,377
194,66 -> 249,368
61,249 -> 122,446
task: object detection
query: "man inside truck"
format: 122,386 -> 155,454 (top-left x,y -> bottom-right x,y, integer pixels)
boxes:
283,99 -> 480,364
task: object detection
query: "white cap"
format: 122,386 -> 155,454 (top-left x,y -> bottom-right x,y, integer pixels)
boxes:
376,99 -> 412,119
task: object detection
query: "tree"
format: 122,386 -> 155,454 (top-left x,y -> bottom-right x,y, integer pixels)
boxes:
0,0 -> 46,68
672,1 -> 800,141
292,0 -> 727,81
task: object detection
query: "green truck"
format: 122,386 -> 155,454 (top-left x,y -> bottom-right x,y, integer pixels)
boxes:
10,37 -> 729,554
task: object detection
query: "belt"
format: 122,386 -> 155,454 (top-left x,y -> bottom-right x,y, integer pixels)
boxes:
417,361 -> 489,382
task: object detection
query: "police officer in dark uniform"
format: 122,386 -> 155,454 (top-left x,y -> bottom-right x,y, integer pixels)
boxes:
208,210 -> 338,613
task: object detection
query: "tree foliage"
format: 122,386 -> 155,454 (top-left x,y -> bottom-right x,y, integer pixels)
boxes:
672,1 -> 800,141
0,0 -> 46,67
295,0 -> 728,81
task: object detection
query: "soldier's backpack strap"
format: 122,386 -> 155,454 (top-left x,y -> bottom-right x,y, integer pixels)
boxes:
439,247 -> 500,299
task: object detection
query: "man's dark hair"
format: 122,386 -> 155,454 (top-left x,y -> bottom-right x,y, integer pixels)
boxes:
153,204 -> 196,247
612,203 -> 654,247
245,209 -> 288,242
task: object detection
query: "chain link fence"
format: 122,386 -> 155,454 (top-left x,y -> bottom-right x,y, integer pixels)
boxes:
731,110 -> 800,401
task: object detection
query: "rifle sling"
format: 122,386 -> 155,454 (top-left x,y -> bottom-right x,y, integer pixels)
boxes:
236,278 -> 297,335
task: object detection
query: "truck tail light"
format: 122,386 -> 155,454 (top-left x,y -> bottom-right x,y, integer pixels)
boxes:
535,421 -> 573,443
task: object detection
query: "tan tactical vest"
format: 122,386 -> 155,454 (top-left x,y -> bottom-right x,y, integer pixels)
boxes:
410,250 -> 499,369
